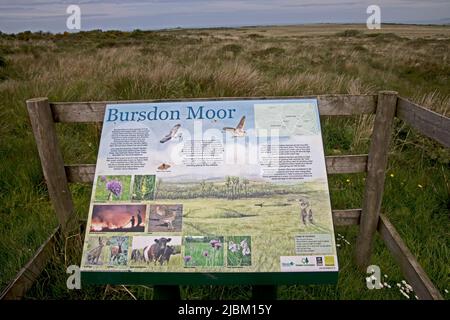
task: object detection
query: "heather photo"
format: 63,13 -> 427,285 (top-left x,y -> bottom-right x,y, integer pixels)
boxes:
94,175 -> 131,202
90,204 -> 146,232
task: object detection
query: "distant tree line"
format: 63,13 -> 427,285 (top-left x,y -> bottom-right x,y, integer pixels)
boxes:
156,176 -> 298,200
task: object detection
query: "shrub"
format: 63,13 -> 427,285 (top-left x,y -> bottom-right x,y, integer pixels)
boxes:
336,29 -> 364,37
222,44 -> 243,55
0,54 -> 6,68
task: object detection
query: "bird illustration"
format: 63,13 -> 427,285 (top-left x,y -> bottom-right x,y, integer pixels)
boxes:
223,116 -> 246,137
160,124 -> 181,143
155,206 -> 176,230
158,163 -> 171,170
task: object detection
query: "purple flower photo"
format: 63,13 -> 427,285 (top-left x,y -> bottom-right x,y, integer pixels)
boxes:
95,175 -> 131,202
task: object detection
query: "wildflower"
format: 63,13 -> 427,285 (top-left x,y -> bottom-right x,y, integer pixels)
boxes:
210,239 -> 222,250
228,241 -> 239,253
418,184 -> 423,188
183,256 -> 192,263
346,179 -> 350,183
100,176 -> 107,182
240,239 -> 251,255
106,180 -> 122,197
384,274 -> 388,278
390,173 -> 394,178
445,289 -> 449,294
202,250 -> 209,257
399,289 -> 410,299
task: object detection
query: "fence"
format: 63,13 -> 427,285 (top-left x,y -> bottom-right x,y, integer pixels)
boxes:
1,92 -> 448,300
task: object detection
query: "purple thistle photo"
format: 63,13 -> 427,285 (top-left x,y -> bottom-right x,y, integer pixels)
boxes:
209,239 -> 223,250
202,250 -> 209,257
183,256 -> 192,264
100,175 -> 107,182
106,180 -> 122,198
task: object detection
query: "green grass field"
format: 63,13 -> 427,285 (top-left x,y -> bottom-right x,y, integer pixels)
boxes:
163,189 -> 335,272
0,24 -> 449,300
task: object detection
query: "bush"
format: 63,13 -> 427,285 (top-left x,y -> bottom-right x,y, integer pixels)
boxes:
222,44 -> 243,55
336,29 -> 364,37
0,55 -> 6,68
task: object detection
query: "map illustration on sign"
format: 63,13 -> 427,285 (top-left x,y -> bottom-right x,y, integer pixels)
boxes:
80,99 -> 339,284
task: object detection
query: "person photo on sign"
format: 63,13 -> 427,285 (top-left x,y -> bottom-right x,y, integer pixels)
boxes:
90,204 -> 146,232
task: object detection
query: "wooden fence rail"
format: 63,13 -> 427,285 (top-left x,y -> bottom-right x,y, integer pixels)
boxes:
64,155 -> 369,183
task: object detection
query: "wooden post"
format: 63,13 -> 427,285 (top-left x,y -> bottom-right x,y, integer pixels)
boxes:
355,91 -> 398,269
27,98 -> 77,235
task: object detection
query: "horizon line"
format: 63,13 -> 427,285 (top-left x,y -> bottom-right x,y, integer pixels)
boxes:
1,22 -> 449,35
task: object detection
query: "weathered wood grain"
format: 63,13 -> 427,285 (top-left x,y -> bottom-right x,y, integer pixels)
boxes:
27,98 -> 77,234
0,227 -> 59,300
325,155 -> 368,174
50,95 -> 378,122
332,209 -> 361,226
397,97 -> 450,148
378,214 -> 443,300
65,164 -> 96,183
356,91 -> 398,268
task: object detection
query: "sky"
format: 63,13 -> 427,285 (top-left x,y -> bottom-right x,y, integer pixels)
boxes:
0,0 -> 449,33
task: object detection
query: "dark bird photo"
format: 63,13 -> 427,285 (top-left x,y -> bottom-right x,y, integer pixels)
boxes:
160,124 -> 181,143
223,116 -> 246,137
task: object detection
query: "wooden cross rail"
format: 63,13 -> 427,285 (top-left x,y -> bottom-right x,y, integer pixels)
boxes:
2,93 -> 448,300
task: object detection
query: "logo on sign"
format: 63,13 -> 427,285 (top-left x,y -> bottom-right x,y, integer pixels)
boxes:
316,257 -> 323,266
324,256 -> 335,266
